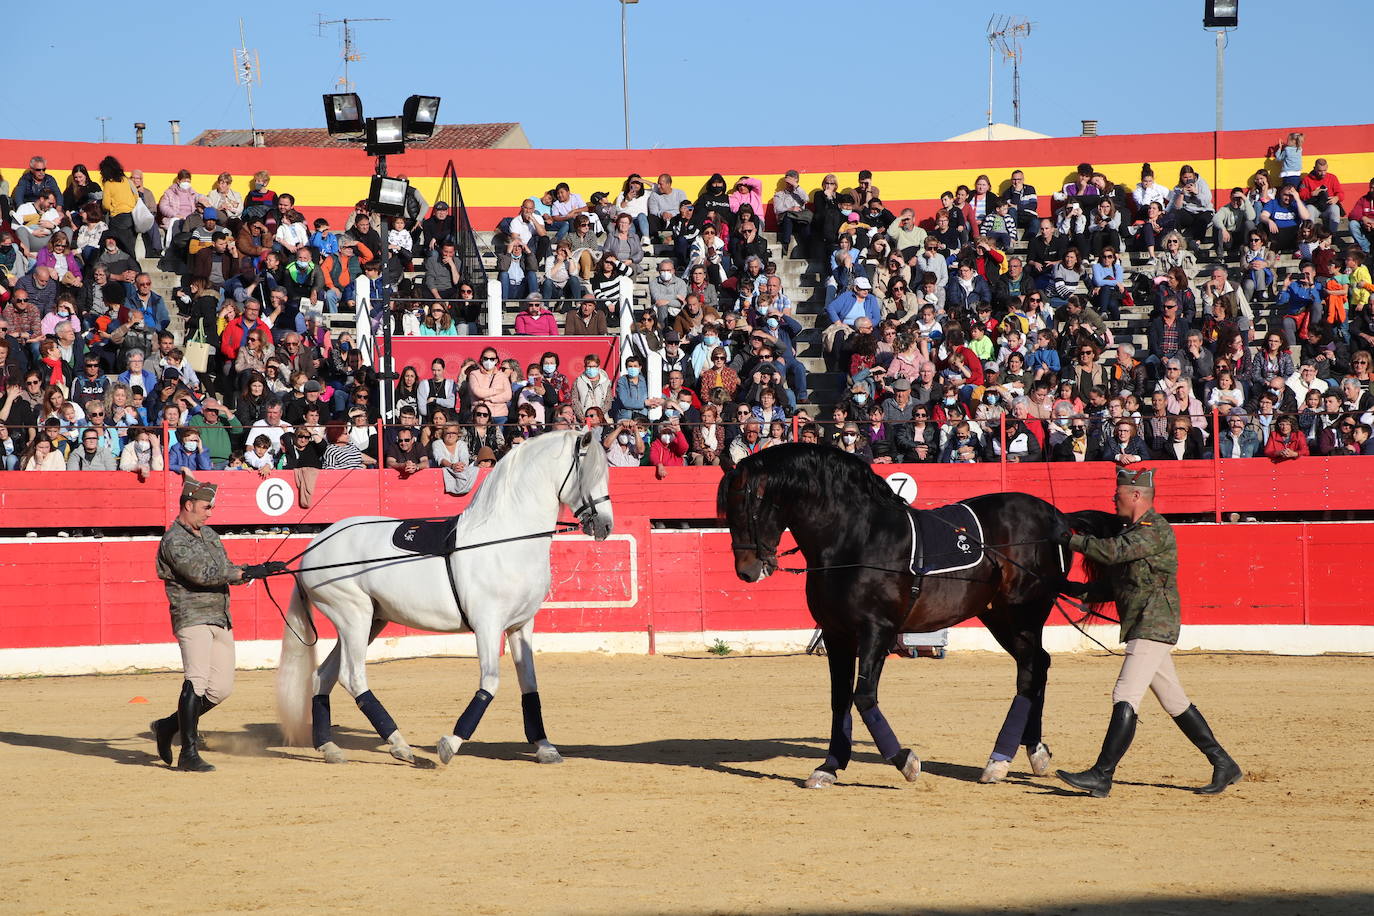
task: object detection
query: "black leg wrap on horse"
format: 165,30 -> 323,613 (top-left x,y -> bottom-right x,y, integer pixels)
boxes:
993,695 -> 1032,762
857,699 -> 902,762
355,690 -> 398,741
822,710 -> 853,772
521,691 -> 547,744
312,694 -> 332,749
454,689 -> 494,740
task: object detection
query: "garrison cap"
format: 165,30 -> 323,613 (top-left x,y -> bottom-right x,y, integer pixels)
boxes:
1116,467 -> 1154,491
180,478 -> 218,505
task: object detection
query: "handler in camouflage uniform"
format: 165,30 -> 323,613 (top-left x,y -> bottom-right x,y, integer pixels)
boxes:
1054,468 -> 1242,797
150,479 -> 284,772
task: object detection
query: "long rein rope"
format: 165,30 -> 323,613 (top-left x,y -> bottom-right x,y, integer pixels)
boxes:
257,435 -> 604,645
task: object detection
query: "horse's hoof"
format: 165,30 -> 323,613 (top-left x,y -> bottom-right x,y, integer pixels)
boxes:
897,749 -> 922,783
803,769 -> 837,789
319,741 -> 347,765
1027,742 -> 1053,776
388,744 -> 415,763
436,735 -> 463,766
534,742 -> 564,765
979,758 -> 1011,784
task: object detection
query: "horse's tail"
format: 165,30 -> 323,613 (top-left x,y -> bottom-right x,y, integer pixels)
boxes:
276,577 -> 316,747
1060,509 -> 1125,622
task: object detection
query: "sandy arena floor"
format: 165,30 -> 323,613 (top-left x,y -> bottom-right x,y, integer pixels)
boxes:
1,650 -> 1370,915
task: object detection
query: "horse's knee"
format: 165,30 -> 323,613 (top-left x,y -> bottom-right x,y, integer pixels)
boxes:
853,691 -> 877,714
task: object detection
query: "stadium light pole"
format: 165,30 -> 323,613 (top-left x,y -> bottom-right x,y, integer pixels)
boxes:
620,0 -> 638,149
1203,1 -> 1239,133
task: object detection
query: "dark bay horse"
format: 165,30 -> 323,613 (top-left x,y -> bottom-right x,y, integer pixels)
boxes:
717,444 -> 1116,788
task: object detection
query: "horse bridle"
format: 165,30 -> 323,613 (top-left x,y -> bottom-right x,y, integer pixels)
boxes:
560,435 -> 611,529
726,470 -> 787,568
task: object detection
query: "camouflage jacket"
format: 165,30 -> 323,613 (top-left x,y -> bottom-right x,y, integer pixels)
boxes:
156,521 -> 242,631
1069,508 -> 1181,645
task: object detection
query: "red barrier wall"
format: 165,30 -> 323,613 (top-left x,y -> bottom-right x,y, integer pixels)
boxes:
2,463 -> 1371,653
0,517 -> 1367,653
3,459 -> 1368,532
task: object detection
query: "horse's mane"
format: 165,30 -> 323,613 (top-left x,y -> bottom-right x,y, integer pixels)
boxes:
720,443 -> 908,516
460,430 -> 599,529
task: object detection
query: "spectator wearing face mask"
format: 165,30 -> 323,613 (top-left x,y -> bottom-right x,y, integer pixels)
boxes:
168,427 -> 213,475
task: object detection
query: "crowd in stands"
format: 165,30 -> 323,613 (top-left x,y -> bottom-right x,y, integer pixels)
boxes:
3,130 -> 1374,482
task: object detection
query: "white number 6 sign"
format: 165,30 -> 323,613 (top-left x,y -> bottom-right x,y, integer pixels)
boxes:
255,478 -> 294,517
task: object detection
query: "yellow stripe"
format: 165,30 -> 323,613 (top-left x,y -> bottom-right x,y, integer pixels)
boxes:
9,153 -> 1372,213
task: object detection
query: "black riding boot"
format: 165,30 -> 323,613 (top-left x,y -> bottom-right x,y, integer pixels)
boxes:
1057,701 -> 1137,797
152,693 -> 215,766
176,680 -> 215,773
151,710 -> 178,766
1173,705 -> 1242,794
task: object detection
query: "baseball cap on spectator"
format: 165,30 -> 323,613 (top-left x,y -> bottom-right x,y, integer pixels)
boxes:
854,277 -> 872,290
1229,408 -> 1248,421
892,378 -> 912,391
662,330 -> 681,343
304,380 -> 323,393
434,202 -> 449,211
203,208 -> 219,222
161,368 -> 181,380
474,446 -> 497,463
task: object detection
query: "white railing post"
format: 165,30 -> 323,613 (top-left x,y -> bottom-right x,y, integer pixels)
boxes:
486,278 -> 503,337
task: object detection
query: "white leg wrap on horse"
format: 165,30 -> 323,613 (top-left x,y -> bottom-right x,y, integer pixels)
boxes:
436,734 -> 464,765
1026,741 -> 1053,776
803,769 -> 837,789
319,741 -> 347,764
979,757 -> 1011,784
386,731 -> 414,763
534,739 -> 563,765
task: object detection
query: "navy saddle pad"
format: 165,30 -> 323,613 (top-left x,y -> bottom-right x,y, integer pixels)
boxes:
391,517 -> 461,556
911,503 -> 985,576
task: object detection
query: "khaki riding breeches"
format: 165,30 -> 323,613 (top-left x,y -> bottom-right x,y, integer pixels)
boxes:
175,624 -> 235,705
1112,638 -> 1191,716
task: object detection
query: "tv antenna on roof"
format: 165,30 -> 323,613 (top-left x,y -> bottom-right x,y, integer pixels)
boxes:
317,14 -> 391,93
96,116 -> 110,143
233,19 -> 263,140
986,15 -> 1033,136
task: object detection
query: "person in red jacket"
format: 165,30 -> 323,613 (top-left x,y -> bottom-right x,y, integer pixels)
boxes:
1263,414 -> 1309,460
218,299 -> 266,363
1348,178 -> 1374,255
650,417 -> 688,478
1298,158 -> 1345,233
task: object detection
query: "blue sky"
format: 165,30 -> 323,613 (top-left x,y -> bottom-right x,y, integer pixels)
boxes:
12,0 -> 1369,148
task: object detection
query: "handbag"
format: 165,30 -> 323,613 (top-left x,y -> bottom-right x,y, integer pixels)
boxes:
130,182 -> 155,234
184,326 -> 212,374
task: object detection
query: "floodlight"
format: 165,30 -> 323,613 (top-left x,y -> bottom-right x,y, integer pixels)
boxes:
365,116 -> 406,156
369,175 -> 411,216
1203,0 -> 1239,28
323,93 -> 365,139
402,95 -> 441,141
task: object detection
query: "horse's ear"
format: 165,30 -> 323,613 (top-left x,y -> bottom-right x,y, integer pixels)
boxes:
579,429 -> 595,450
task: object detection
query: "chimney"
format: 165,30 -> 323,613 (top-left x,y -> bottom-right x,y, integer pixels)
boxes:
253,130 -> 267,148
134,122 -> 147,144
1080,119 -> 1099,137
169,120 -> 181,145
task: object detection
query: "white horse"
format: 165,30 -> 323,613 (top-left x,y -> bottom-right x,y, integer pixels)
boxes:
277,429 -> 613,766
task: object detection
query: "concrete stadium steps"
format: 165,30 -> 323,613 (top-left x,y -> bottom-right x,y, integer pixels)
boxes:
169,220 -> 1356,409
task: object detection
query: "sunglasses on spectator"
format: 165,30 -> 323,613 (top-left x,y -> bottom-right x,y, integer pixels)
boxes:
1341,422 -> 1356,429
25,380 -> 42,386
88,410 -> 104,417
397,436 -> 414,443
13,296 -> 29,303
296,433 -> 310,439
473,411 -> 490,418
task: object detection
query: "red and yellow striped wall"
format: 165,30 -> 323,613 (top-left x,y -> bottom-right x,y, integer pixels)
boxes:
3,123 -> 1371,230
